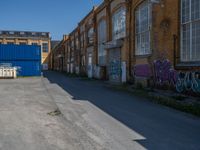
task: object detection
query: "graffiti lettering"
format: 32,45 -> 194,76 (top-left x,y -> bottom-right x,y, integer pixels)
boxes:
153,59 -> 177,86
110,60 -> 121,80
176,72 -> 200,94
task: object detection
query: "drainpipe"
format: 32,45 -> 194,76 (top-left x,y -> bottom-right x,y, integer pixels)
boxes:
173,34 -> 177,69
128,0 -> 132,79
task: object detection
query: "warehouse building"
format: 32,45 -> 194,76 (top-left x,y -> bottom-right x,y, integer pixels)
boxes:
51,0 -> 200,94
0,30 -> 51,70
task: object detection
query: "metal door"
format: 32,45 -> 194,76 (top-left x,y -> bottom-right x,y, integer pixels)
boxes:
108,48 -> 121,83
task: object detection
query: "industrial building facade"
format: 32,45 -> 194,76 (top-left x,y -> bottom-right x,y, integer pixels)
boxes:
0,30 -> 51,68
51,0 -> 200,93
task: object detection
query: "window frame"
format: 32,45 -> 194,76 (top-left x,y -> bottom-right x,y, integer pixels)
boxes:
112,6 -> 126,40
135,0 -> 152,56
42,42 -> 49,53
97,19 -> 107,65
180,0 -> 200,62
87,27 -> 94,45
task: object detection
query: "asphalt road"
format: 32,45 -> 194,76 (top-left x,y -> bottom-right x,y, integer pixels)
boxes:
0,71 -> 199,150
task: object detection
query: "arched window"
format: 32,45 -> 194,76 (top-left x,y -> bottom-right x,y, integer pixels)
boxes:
87,27 -> 94,44
135,0 -> 152,55
98,19 -> 107,65
112,7 -> 126,40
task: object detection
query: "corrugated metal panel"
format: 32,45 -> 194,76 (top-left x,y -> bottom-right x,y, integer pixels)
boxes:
0,60 -> 41,76
0,44 -> 41,76
0,44 -> 41,60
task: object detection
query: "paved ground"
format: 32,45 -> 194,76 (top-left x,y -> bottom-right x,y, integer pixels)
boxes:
0,71 -> 200,150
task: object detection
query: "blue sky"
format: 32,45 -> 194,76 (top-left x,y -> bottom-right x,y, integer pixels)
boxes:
0,0 -> 103,40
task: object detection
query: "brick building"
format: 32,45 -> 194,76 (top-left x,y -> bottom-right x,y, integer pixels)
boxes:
50,35 -> 68,72
51,0 -> 200,92
0,30 -> 51,69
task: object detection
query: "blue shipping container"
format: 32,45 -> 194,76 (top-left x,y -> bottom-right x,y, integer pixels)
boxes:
0,60 -> 41,76
0,44 -> 41,76
0,44 -> 41,61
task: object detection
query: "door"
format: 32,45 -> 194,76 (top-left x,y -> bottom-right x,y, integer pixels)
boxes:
109,48 -> 121,83
87,53 -> 93,78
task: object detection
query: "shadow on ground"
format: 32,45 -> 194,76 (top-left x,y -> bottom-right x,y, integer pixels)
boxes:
43,71 -> 200,150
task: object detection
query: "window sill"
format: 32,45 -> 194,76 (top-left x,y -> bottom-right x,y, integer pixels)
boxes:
135,54 -> 152,58
176,62 -> 200,67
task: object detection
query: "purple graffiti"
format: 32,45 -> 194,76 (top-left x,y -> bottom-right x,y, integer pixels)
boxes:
153,59 -> 177,86
134,64 -> 152,78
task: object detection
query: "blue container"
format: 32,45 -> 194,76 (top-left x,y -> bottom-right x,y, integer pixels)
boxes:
0,44 -> 41,61
0,60 -> 41,76
0,44 -> 41,76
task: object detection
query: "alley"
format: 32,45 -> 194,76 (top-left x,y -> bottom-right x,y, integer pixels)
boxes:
0,71 -> 199,150
43,71 -> 200,150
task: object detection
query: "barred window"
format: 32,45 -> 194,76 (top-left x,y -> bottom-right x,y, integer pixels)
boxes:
181,0 -> 200,62
135,0 -> 151,55
112,7 -> 126,40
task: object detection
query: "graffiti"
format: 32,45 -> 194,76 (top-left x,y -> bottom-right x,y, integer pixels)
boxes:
153,59 -> 177,86
109,60 -> 121,80
87,65 -> 93,78
176,72 -> 200,94
134,64 -> 152,78
93,65 -> 100,79
75,66 -> 79,75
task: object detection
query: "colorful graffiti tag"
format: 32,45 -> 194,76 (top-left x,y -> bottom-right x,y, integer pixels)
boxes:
109,60 -> 121,81
93,65 -> 100,79
176,72 -> 200,94
133,58 -> 200,94
153,59 -> 177,86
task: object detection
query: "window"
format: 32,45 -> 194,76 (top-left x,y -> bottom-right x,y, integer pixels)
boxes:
42,32 -> 46,36
98,19 -> 107,65
20,32 -> 25,35
87,27 -> 94,44
7,42 -> 14,45
181,0 -> 200,62
42,43 -> 48,52
135,1 -> 152,55
32,43 -> 38,45
19,42 -> 26,45
71,40 -> 74,48
112,7 -> 126,40
9,31 -> 14,35
75,37 -> 79,49
80,34 -> 84,48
